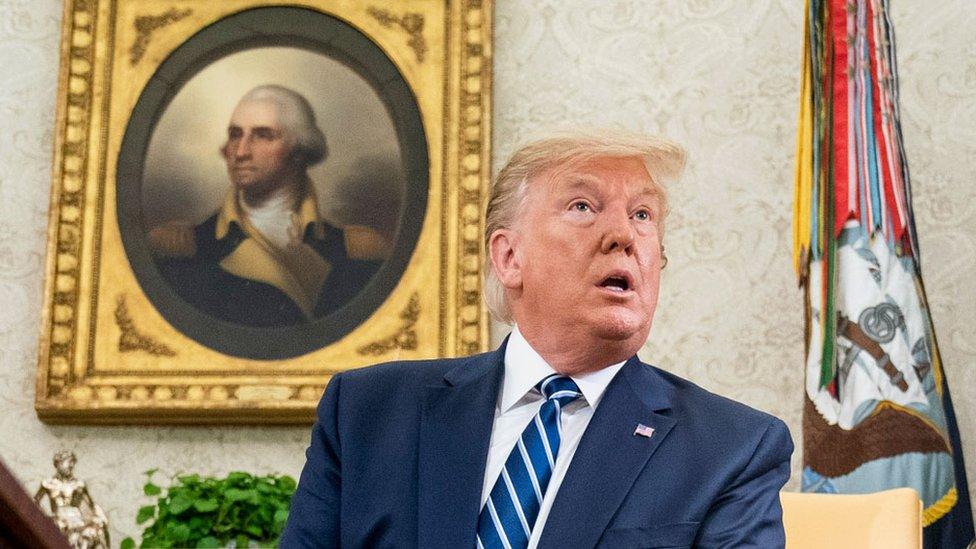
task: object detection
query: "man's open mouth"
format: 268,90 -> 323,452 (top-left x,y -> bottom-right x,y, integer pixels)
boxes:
599,274 -> 632,292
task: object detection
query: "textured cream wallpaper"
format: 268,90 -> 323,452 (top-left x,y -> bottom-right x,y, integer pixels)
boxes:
0,0 -> 972,543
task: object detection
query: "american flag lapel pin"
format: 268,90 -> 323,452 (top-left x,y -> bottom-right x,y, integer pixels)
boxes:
634,423 -> 654,438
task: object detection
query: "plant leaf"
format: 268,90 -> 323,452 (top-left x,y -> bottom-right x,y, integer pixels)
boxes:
225,488 -> 258,503
120,537 -> 136,549
193,498 -> 219,513
168,494 -> 194,515
278,476 -> 297,492
163,521 -> 191,542
227,472 -> 250,483
188,515 -> 212,535
143,483 -> 162,496
178,473 -> 202,485
136,505 -> 156,524
196,536 -> 221,548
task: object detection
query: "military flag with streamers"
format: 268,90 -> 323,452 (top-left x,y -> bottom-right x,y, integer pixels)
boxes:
793,0 -> 974,546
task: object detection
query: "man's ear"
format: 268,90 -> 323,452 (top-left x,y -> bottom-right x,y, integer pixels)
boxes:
489,229 -> 522,290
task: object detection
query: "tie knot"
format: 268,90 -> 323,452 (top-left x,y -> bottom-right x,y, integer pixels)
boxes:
536,374 -> 582,403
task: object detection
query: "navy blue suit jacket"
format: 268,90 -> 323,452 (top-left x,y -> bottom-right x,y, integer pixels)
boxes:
281,343 -> 793,548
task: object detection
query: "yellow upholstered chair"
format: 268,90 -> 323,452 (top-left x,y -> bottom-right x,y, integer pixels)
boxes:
781,488 -> 922,548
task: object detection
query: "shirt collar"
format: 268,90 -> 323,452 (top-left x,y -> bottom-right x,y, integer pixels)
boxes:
215,178 -> 325,241
500,326 -> 627,413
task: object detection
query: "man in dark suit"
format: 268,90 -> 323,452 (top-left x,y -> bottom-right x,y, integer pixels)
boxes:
282,130 -> 794,547
150,85 -> 383,327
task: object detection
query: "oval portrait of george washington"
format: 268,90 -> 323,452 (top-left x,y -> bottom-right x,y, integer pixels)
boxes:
117,7 -> 429,360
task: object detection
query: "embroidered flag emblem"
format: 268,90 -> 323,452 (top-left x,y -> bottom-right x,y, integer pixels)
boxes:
633,424 -> 654,438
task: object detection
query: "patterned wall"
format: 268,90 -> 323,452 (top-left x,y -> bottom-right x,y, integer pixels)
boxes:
0,0 -> 972,542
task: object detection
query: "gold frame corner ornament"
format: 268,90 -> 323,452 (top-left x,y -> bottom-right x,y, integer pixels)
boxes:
114,294 -> 176,357
35,0 -> 493,424
366,7 -> 428,63
129,7 -> 192,66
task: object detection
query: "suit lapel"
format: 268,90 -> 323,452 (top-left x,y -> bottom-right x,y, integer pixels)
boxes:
538,357 -> 677,549
418,346 -> 504,548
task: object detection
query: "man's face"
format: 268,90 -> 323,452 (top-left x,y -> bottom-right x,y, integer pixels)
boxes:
223,100 -> 295,194
510,156 -> 664,347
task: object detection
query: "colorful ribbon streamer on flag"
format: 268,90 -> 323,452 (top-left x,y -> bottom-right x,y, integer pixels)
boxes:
794,0 -> 974,546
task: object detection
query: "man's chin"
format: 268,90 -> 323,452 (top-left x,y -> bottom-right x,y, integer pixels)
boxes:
231,178 -> 258,188
589,310 -> 650,343
233,180 -> 277,198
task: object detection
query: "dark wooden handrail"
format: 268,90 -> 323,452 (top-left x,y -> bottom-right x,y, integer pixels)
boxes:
0,458 -> 71,549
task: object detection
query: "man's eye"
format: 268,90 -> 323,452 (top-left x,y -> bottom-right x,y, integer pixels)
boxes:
633,209 -> 651,221
572,201 -> 591,212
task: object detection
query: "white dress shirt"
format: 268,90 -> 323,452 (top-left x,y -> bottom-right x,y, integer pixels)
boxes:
239,184 -> 303,250
479,326 -> 626,548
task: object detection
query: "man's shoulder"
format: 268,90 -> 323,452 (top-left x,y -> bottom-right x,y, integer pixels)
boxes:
317,352 -> 497,423
335,352 -> 494,392
148,213 -> 223,260
642,362 -> 788,436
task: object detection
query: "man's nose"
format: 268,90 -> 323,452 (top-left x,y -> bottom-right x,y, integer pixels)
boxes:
233,135 -> 252,159
599,209 -> 635,254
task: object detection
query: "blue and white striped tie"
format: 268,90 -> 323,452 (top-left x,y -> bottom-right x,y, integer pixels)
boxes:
476,374 -> 582,549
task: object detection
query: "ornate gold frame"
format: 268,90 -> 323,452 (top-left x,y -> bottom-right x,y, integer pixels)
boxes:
36,0 -> 492,424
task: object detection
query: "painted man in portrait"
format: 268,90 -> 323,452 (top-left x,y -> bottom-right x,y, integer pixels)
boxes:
148,85 -> 384,328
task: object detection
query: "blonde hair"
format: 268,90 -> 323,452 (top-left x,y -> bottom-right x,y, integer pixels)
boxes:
483,128 -> 686,323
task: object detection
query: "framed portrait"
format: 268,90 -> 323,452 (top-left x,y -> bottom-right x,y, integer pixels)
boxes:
36,0 -> 492,423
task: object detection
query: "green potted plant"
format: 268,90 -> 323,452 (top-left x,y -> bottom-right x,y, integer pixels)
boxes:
121,470 -> 296,548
